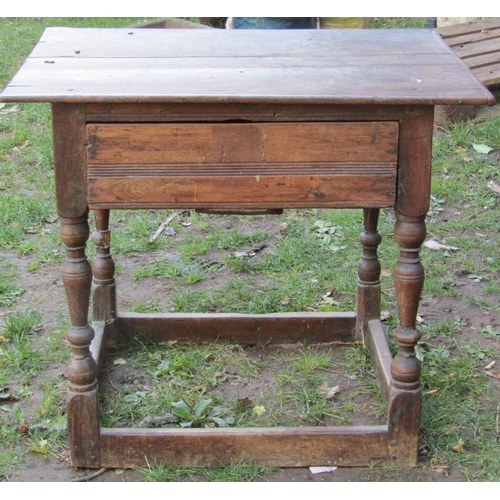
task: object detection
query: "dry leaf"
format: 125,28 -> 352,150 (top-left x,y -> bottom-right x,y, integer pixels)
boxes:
486,371 -> 500,379
309,466 -> 338,474
319,382 -> 340,399
113,358 -> 127,366
280,295 -> 290,306
380,310 -> 391,321
487,180 -> 500,194
45,214 -> 58,224
424,239 -> 459,251
426,389 -> 439,396
0,104 -> 20,114
237,397 -> 253,409
452,438 -> 464,453
484,360 -> 496,370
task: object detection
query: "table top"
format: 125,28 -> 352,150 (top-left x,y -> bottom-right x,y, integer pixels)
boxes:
0,27 -> 494,105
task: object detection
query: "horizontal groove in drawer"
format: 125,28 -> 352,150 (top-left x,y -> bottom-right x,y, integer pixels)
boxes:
86,122 -> 399,164
88,162 -> 397,177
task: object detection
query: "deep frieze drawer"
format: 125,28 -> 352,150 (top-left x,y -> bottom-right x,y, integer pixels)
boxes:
86,122 -> 398,209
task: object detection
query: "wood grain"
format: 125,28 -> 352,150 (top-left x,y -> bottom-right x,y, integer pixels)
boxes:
99,426 -> 390,468
87,122 -> 398,164
115,312 -> 356,344
87,121 -> 397,208
1,28 -> 493,105
52,104 -> 88,218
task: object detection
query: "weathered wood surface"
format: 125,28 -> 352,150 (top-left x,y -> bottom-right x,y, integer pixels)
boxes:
366,319 -> 392,403
396,106 -> 434,217
355,208 -> 381,340
52,104 -> 87,219
115,312 -> 357,344
0,28 -> 493,104
436,18 -> 500,87
87,122 -> 398,164
99,426 -> 389,468
85,103 -> 416,123
86,121 -> 397,208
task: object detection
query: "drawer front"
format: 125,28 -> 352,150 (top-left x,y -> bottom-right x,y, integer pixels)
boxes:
87,122 -> 398,209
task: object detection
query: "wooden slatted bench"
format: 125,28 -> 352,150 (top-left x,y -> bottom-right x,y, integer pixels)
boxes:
0,27 -> 494,470
436,17 -> 500,88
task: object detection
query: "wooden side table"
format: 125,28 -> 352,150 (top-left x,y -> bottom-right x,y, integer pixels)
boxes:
1,27 -> 494,469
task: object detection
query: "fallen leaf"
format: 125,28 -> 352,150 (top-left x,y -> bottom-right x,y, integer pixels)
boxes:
380,310 -> 391,321
16,424 -> 29,434
180,221 -> 192,227
0,104 -> 20,114
113,358 -> 127,366
45,214 -> 58,224
321,384 -> 340,399
237,397 -> 253,409
486,371 -> 500,379
253,405 -> 266,416
484,360 -> 496,370
452,438 -> 464,453
280,294 -> 290,306
424,239 -> 459,251
0,335 -> 9,343
472,143 -> 494,154
487,180 -> 500,194
309,466 -> 338,474
30,439 -> 49,454
426,389 -> 439,396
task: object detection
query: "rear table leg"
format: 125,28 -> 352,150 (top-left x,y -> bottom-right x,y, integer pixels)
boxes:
356,208 -> 381,341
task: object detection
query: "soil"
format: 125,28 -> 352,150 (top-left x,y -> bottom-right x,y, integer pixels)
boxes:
2,205 -> 499,483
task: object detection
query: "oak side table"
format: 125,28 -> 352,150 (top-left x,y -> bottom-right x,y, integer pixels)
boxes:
1,27 -> 494,469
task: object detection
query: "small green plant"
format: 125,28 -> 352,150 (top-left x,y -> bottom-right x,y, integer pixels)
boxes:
310,220 -> 346,252
171,399 -> 235,428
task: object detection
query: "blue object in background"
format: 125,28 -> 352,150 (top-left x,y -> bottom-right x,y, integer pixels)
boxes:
231,18 -> 317,29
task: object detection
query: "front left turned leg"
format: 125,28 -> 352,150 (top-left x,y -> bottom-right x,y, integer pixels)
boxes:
60,214 -> 100,467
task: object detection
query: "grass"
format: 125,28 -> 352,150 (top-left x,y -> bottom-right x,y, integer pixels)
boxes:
1,17 -> 499,482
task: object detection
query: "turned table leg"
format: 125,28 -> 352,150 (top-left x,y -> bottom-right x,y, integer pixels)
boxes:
61,214 -> 100,467
92,209 -> 116,322
356,208 -> 381,341
52,103 -> 100,467
388,211 -> 426,464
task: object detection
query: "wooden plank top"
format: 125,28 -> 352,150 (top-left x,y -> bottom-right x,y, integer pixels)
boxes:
0,27 -> 494,105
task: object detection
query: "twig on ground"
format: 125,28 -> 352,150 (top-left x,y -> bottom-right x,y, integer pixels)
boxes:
70,467 -> 108,482
148,212 -> 179,243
